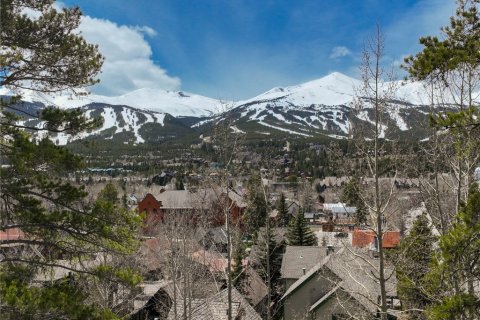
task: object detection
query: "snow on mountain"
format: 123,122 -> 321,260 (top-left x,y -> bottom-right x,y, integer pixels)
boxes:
223,72 -> 450,139
1,72 -> 461,143
7,98 -> 190,146
238,72 -> 360,107
0,87 -> 223,117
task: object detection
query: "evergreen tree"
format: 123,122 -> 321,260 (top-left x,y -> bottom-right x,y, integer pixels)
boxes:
254,227 -> 285,320
231,240 -> 246,291
301,180 -> 315,213
0,1 -> 140,318
402,3 -> 480,318
286,211 -> 318,246
395,214 -> 436,319
276,193 -> 290,227
254,228 -> 283,282
426,183 -> 480,320
404,0 -> 480,221
404,0 -> 480,86
243,174 -> 268,234
341,176 -> 367,225
0,0 -> 103,91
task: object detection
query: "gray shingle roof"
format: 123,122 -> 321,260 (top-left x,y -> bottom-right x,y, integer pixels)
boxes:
168,287 -> 262,320
156,189 -> 217,209
309,283 -> 341,312
280,246 -> 328,280
282,247 -> 397,314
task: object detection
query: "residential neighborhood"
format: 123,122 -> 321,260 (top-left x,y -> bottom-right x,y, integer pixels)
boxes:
1,0 -> 479,319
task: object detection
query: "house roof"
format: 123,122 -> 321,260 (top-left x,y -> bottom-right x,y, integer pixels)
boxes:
168,287 -> 262,320
331,206 -> 356,215
280,246 -> 328,280
0,228 -> 25,242
205,226 -> 228,245
243,266 -> 268,307
309,283 -> 342,312
282,247 -> 397,314
281,253 -> 330,300
227,190 -> 247,208
191,249 -> 228,273
156,190 -> 194,208
133,280 -> 173,312
138,235 -> 174,270
156,189 -> 217,209
352,230 -> 401,249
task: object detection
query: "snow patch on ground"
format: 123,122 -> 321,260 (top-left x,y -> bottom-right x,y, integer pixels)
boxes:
257,121 -> 312,137
191,117 -> 217,128
388,107 -> 409,131
357,110 -> 388,137
152,113 -> 165,126
230,125 -> 245,134
269,110 -> 291,124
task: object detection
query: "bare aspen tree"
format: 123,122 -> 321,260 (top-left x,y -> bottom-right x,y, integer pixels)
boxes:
259,152 -> 274,320
208,105 -> 245,320
148,192 -> 220,320
349,26 -> 399,320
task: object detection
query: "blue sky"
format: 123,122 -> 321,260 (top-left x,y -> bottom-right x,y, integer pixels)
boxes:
61,0 -> 456,100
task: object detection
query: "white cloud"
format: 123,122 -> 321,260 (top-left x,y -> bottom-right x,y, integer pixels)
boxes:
329,46 -> 351,59
79,16 -> 180,96
132,25 -> 157,37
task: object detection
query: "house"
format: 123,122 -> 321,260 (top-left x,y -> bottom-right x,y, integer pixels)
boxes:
304,211 -> 322,224
138,193 -> 163,233
0,228 -> 25,244
131,280 -> 172,320
138,189 -> 215,230
323,202 -> 357,219
315,230 -> 353,247
281,247 -> 398,320
287,200 -> 301,216
320,217 -> 356,233
138,235 -> 173,275
151,171 -> 175,186
156,188 -> 246,228
0,228 -> 27,260
211,189 -> 247,227
281,246 -> 329,290
126,194 -> 139,208
201,226 -> 229,253
167,287 -> 262,320
242,266 -> 268,316
352,230 -> 401,250
190,249 -> 230,274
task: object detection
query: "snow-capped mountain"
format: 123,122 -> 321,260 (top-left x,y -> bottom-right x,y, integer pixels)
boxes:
219,72 -> 440,139
238,72 -> 360,107
0,87 -> 223,117
6,100 -> 196,145
1,72 -> 452,145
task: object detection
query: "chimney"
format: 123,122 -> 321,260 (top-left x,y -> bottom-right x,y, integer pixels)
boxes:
302,267 -> 306,275
327,245 -> 334,255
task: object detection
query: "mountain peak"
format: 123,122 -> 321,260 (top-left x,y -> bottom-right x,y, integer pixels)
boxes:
321,71 -> 356,82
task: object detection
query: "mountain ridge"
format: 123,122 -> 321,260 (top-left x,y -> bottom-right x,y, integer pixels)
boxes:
1,72 -> 459,145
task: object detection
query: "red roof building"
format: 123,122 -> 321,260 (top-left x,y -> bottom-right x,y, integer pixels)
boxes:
0,228 -> 25,242
352,229 -> 400,249
138,193 -> 163,234
0,228 -> 26,249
